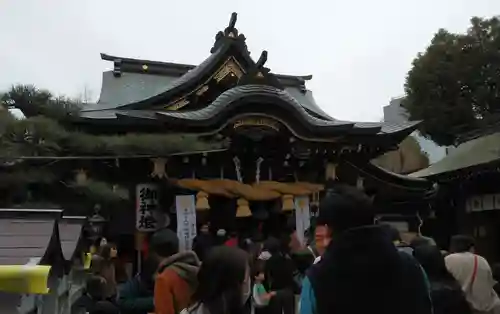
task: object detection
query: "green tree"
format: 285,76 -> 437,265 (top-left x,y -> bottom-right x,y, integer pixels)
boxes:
404,16 -> 500,146
0,85 -> 228,207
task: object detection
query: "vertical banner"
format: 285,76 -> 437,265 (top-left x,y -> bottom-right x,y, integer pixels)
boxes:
136,183 -> 160,232
176,195 -> 197,252
294,196 -> 311,246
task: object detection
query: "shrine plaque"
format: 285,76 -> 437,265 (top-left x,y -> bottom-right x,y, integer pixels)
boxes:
233,117 -> 280,131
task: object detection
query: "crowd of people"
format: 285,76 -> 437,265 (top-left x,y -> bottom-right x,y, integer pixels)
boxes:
73,183 -> 500,314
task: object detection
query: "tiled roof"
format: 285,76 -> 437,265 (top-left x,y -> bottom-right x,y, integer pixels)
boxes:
0,218 -> 55,265
58,217 -> 85,261
155,85 -> 418,136
410,132 -> 500,178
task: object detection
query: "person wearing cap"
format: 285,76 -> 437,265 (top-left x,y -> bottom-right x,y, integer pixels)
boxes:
215,229 -> 227,245
299,183 -> 432,314
151,228 -> 201,314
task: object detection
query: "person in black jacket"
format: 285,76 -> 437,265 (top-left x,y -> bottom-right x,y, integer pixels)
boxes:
262,237 -> 297,314
414,245 -> 471,314
299,183 -> 432,314
191,223 -> 214,261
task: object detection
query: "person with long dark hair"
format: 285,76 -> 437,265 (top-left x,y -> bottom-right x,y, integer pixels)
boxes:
181,246 -> 251,314
414,245 -> 471,314
192,223 -> 214,262
299,184 -> 432,314
92,243 -> 119,300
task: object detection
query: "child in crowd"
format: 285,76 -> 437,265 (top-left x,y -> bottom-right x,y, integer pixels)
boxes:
72,275 -> 107,314
252,263 -> 276,314
89,300 -> 120,314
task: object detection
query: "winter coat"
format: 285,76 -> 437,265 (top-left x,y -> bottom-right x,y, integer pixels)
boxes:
91,255 -> 117,299
154,251 -> 201,314
264,253 -> 298,293
192,234 -> 214,262
300,225 -> 432,314
117,274 -> 155,314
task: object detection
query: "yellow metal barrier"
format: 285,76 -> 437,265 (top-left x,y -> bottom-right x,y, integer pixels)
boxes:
0,265 -> 51,294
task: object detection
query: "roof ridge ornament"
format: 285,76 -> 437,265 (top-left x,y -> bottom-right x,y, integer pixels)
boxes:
210,12 -> 248,53
237,51 -> 283,89
256,51 -> 268,70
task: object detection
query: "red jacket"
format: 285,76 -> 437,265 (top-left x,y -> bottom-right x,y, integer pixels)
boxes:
154,252 -> 200,314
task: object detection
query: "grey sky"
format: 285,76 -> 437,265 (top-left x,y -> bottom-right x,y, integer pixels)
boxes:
1,0 -> 498,122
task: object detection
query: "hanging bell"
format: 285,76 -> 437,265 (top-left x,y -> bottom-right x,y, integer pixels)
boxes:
282,194 -> 295,211
195,191 -> 210,210
236,198 -> 252,217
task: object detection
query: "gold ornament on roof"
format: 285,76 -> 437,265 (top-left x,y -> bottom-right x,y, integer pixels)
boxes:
214,58 -> 244,82
233,117 -> 280,131
165,98 -> 190,111
195,85 -> 209,96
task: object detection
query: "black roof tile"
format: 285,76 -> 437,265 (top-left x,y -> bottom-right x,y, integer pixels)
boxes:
0,219 -> 55,265
58,217 -> 85,261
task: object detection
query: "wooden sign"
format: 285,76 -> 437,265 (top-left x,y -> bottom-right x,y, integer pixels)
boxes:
136,183 -> 160,232
233,117 -> 280,131
466,193 -> 500,212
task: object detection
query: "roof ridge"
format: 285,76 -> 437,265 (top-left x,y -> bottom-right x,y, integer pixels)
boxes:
100,53 -> 313,82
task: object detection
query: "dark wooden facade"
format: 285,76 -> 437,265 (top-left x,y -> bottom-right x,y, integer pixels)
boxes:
411,131 -> 500,259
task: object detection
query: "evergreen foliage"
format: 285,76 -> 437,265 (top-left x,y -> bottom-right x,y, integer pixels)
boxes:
0,84 -> 228,208
404,16 -> 500,146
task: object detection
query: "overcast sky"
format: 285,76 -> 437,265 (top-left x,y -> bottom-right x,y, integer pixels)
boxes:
1,0 -> 498,121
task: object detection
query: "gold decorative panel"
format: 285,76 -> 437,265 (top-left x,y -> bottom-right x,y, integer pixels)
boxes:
214,58 -> 244,82
165,98 -> 189,111
233,117 -> 280,131
196,85 -> 209,96
160,57 -> 244,111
